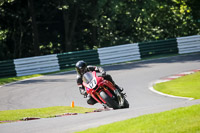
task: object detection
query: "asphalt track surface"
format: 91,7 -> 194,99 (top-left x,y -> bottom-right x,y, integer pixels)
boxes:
0,53 -> 200,133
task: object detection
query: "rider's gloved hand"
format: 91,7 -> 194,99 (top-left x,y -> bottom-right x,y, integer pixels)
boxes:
83,92 -> 88,98
79,87 -> 86,94
102,71 -> 106,76
79,87 -> 88,98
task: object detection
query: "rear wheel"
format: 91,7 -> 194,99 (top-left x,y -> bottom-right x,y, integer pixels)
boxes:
100,91 -> 120,109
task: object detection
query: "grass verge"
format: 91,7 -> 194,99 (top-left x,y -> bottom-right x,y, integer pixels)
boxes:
0,68 -> 74,86
0,106 -> 95,122
154,72 -> 200,99
77,104 -> 200,133
0,74 -> 43,85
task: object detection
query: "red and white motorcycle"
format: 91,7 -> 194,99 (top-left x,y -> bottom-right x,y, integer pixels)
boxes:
82,71 -> 129,109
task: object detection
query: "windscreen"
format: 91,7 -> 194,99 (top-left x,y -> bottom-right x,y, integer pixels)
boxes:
82,72 -> 93,84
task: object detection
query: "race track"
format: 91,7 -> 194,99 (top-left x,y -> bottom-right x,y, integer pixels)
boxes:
0,53 -> 200,133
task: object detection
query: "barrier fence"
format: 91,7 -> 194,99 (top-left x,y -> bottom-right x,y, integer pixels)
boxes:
57,50 -> 100,69
98,43 -> 140,65
177,35 -> 200,54
14,54 -> 60,77
0,35 -> 199,78
0,60 -> 16,77
139,38 -> 178,58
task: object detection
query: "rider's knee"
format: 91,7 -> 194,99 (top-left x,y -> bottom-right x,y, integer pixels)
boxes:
87,97 -> 97,105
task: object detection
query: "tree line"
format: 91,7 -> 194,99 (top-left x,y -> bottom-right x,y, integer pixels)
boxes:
0,0 -> 199,60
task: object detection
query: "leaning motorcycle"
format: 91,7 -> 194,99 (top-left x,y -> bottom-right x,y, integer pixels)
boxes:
82,71 -> 129,109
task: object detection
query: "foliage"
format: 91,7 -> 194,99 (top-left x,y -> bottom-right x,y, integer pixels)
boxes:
0,0 -> 200,60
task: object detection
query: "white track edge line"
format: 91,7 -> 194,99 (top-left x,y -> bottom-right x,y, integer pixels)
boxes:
149,86 -> 194,100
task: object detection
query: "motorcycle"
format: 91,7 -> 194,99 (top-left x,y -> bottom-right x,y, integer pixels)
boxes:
82,71 -> 129,109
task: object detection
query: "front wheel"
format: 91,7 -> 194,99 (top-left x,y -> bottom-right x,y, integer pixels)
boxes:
122,98 -> 129,108
99,91 -> 120,109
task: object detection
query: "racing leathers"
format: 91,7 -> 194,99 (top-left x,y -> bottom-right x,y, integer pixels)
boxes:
76,65 -> 122,105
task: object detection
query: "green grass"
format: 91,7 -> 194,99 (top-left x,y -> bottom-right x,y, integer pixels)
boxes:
0,106 -> 95,122
77,104 -> 200,133
154,72 -> 200,99
0,68 -> 74,85
0,74 -> 43,85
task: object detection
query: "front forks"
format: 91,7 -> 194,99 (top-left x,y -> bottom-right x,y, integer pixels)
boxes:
114,89 -> 124,107
104,86 -> 124,107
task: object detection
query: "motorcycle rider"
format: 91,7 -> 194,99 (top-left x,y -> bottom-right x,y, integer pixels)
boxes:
75,60 -> 124,105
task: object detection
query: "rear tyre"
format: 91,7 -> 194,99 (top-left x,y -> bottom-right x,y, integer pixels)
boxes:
100,91 -> 120,109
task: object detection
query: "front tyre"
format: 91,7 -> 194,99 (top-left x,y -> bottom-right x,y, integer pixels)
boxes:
122,98 -> 129,108
100,91 -> 120,109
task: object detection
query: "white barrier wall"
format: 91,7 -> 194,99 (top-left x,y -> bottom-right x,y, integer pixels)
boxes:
1,35 -> 199,77
97,43 -> 141,65
177,35 -> 200,54
14,54 -> 60,76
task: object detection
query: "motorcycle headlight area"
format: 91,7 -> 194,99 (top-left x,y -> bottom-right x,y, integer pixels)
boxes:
87,78 -> 97,89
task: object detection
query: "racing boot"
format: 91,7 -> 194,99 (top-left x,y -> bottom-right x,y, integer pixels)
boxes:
114,84 -> 124,92
115,84 -> 127,97
87,95 -> 97,105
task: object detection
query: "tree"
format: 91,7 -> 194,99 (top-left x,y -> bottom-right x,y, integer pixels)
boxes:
28,0 -> 40,56
0,0 -> 200,60
61,1 -> 79,52
0,0 -> 33,59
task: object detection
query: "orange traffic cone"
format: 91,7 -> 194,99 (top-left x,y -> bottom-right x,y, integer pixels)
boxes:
71,101 -> 74,108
